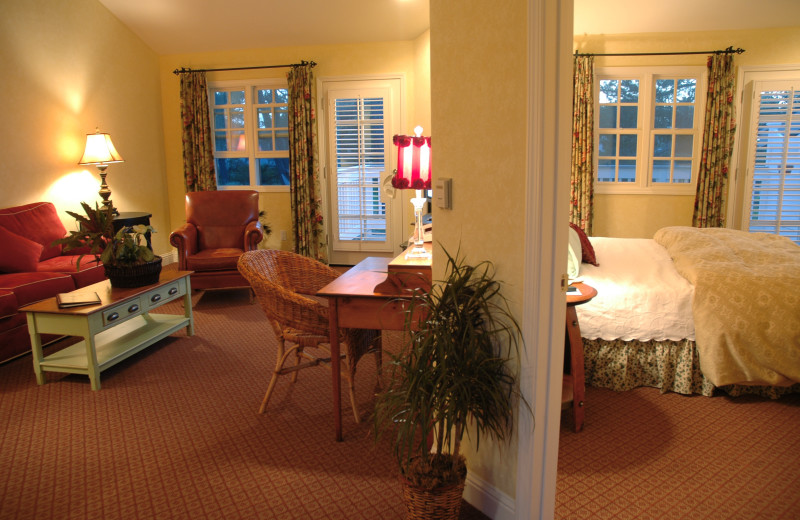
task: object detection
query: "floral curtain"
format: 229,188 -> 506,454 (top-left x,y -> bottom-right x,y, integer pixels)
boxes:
179,71 -> 217,192
287,64 -> 326,262
571,55 -> 595,234
693,53 -> 737,227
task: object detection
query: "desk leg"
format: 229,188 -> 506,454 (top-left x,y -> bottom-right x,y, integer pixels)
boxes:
566,305 -> 585,433
328,297 -> 343,442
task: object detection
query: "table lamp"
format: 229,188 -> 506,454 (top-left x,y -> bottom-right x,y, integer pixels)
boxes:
391,126 -> 431,259
79,129 -> 124,214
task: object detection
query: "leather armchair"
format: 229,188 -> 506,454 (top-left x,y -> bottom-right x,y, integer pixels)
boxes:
169,190 -> 263,291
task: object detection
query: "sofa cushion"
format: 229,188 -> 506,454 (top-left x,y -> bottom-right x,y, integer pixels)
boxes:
38,255 -> 106,288
186,248 -> 243,271
0,226 -> 44,273
0,202 -> 67,261
0,289 -> 18,319
0,272 -> 76,308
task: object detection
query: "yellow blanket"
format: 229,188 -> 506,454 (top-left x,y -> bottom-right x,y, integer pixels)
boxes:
654,226 -> 800,387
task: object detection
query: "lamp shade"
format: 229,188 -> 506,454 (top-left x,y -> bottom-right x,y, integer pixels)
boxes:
79,131 -> 124,165
391,126 -> 431,190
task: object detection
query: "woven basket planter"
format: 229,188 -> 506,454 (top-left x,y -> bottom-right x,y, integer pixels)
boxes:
401,475 -> 466,520
104,256 -> 163,288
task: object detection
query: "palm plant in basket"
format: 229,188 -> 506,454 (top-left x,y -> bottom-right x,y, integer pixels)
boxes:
373,247 -> 527,520
54,201 -> 160,288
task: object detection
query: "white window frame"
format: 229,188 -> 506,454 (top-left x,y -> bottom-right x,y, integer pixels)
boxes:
594,66 -> 707,195
207,78 -> 290,193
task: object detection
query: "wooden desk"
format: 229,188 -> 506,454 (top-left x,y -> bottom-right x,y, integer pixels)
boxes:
318,256 -> 429,441
563,282 -> 597,433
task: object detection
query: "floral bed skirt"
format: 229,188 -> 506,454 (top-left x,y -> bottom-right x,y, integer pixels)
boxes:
582,338 -> 800,400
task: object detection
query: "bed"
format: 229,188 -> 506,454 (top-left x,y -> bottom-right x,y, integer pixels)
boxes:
570,226 -> 800,399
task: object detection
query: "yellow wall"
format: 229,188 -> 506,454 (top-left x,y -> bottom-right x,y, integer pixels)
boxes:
158,34 -> 431,253
0,0 -> 170,254
574,26 -> 800,238
431,0 -> 528,499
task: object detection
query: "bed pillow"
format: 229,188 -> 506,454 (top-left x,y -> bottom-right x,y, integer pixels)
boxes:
567,226 -> 582,279
0,226 -> 44,273
569,222 -> 599,266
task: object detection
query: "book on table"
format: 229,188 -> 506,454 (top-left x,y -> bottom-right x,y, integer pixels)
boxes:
56,291 -> 101,308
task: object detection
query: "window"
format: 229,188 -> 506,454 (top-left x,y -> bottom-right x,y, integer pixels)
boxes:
595,67 -> 706,195
747,85 -> 800,245
208,80 -> 290,191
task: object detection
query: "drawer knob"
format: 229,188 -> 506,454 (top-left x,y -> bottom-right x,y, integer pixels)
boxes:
151,294 -> 162,303
108,312 -> 119,322
168,287 -> 178,295
128,304 -> 139,313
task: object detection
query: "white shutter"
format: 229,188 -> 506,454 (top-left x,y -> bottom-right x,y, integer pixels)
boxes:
748,84 -> 800,245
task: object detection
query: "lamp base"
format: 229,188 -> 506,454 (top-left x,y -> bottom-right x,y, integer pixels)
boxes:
406,191 -> 431,260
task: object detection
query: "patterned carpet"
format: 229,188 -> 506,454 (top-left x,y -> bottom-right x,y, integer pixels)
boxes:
557,385 -> 800,519
0,287 -> 487,520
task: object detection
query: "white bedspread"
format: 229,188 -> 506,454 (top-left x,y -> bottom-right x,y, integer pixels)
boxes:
575,237 -> 695,341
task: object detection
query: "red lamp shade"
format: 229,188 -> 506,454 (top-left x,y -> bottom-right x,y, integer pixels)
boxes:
391,126 -> 431,190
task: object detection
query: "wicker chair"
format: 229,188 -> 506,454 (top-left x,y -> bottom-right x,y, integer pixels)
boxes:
237,249 -> 382,422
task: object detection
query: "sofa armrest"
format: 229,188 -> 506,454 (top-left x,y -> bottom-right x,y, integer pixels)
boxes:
243,221 -> 264,251
0,288 -> 18,319
169,223 -> 198,270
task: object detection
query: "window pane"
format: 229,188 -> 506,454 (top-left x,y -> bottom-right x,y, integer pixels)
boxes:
598,134 -> 617,156
620,80 -> 639,103
230,90 -> 245,104
274,107 -> 288,128
258,158 -> 290,186
598,159 -> 616,182
673,160 -> 692,183
620,134 -> 637,156
620,106 -> 638,128
257,108 -> 272,129
258,131 -> 273,151
257,89 -> 272,104
214,109 -> 227,129
619,160 -> 636,182
216,158 -> 249,186
655,79 -> 674,103
599,106 -> 617,128
599,80 -> 618,103
231,107 -> 245,128
654,135 -> 672,157
676,79 -> 696,102
275,89 -> 288,104
231,131 -> 245,151
214,91 -> 228,105
675,135 -> 693,157
652,160 -> 671,183
215,131 -> 227,151
654,106 -> 673,129
275,130 -> 289,151
675,106 -> 694,128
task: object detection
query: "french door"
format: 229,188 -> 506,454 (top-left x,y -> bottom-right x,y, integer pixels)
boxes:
741,79 -> 800,245
321,78 -> 404,265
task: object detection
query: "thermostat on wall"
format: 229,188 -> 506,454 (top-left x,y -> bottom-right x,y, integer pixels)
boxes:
434,177 -> 452,209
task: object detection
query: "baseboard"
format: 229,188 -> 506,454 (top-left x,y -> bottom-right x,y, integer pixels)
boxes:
160,250 -> 178,265
463,471 -> 515,520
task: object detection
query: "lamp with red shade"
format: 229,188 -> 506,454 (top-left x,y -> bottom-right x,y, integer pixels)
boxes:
391,126 -> 431,259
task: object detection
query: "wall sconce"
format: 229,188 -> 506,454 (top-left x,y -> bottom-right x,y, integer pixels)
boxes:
391,126 -> 432,259
79,129 -> 124,214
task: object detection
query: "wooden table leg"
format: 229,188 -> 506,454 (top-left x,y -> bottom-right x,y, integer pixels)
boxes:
565,305 -> 585,433
328,297 -> 343,442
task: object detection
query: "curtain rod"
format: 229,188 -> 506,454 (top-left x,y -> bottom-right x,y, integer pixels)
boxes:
173,60 -> 316,75
574,46 -> 744,58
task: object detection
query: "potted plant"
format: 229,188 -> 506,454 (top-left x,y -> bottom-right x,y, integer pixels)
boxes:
373,247 -> 527,520
55,202 -> 161,288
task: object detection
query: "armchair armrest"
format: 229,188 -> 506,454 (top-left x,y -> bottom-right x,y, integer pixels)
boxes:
169,223 -> 198,270
243,221 -> 264,251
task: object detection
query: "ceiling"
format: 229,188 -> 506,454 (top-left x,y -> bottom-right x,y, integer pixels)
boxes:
97,0 -> 800,56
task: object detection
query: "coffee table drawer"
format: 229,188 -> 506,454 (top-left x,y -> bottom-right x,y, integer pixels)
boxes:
103,297 -> 144,327
144,280 -> 185,309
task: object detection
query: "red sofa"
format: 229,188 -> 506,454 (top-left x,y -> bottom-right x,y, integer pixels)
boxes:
0,202 -> 106,364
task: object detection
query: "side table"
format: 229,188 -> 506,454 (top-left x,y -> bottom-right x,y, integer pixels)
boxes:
563,282 -> 597,433
113,212 -> 153,250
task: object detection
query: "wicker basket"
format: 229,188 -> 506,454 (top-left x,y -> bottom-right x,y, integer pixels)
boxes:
104,256 -> 163,288
401,476 -> 466,520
